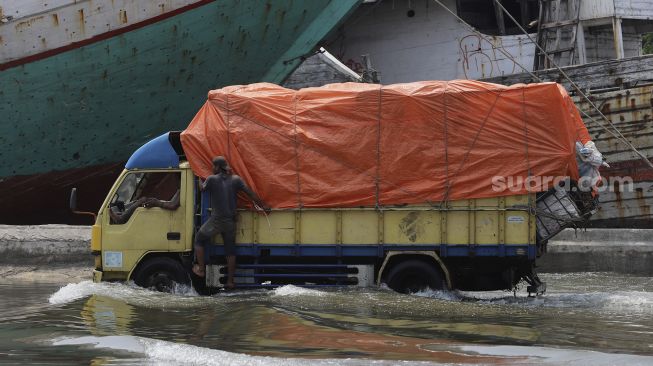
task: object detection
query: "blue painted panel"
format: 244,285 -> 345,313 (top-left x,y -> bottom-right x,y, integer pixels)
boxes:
125,132 -> 179,169
201,189 -> 211,220
205,244 -> 536,260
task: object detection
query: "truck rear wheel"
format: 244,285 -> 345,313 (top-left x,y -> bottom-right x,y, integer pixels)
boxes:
133,257 -> 190,292
384,259 -> 444,294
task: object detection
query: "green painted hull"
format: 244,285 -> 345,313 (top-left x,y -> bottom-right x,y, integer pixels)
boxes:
0,0 -> 359,178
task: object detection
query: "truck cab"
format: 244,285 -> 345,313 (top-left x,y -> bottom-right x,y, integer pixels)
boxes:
88,132 -> 195,291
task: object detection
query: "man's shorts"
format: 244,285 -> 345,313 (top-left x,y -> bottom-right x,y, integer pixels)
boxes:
196,216 -> 237,256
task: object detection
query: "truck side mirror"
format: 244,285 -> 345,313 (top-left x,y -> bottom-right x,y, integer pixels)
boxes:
69,188 -> 97,222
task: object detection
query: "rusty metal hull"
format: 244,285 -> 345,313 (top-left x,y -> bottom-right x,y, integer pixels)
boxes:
484,56 -> 653,228
575,85 -> 653,227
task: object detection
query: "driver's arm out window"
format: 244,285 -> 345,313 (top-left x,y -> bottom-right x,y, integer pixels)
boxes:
109,172 -> 180,224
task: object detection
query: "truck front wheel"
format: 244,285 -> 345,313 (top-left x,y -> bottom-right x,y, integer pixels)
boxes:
133,257 -> 190,292
384,259 -> 445,294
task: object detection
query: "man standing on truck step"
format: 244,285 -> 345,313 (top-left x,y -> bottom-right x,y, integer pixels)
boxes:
192,156 -> 269,289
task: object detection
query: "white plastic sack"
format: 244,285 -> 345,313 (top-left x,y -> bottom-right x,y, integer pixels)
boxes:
575,140 -> 607,191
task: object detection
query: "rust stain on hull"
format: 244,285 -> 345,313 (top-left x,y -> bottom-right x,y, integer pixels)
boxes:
78,8 -> 85,34
119,9 -> 128,24
15,16 -> 45,32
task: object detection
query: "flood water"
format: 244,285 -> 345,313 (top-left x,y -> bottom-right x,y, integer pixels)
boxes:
1,272 -> 652,365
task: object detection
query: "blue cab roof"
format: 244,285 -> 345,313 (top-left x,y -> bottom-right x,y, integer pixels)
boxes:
125,132 -> 180,169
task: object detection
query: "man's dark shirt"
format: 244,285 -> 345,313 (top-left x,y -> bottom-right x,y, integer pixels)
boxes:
204,173 -> 246,219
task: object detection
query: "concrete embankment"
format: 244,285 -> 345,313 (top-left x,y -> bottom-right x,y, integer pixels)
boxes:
0,225 -> 92,265
538,228 -> 653,275
0,225 -> 651,275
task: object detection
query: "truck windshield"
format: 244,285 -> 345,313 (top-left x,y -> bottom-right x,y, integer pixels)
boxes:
109,172 -> 181,225
112,172 -> 144,205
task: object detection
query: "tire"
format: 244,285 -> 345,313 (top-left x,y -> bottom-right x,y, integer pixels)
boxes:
132,257 -> 190,292
384,259 -> 445,294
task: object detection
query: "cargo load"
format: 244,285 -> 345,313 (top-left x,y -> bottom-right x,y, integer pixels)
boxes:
181,80 -> 591,209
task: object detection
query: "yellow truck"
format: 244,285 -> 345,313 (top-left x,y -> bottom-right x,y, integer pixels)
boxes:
74,81 -> 599,295
71,132 -> 594,295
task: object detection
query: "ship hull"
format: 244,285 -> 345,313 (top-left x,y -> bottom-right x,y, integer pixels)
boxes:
576,85 -> 653,228
0,163 -> 124,225
1,0 -> 360,223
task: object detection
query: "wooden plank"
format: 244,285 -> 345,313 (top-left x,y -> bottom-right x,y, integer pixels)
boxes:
612,17 -> 625,59
551,0 -> 563,66
537,46 -> 575,55
493,0 -> 506,36
576,22 -> 587,65
567,0 -> 581,65
483,55 -> 653,91
520,0 -> 529,27
534,0 -> 546,70
539,19 -> 580,29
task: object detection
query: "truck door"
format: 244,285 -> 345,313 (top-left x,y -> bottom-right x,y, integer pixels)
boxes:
100,170 -> 187,273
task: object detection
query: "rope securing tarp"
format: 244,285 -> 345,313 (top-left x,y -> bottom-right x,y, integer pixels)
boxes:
180,80 -> 590,209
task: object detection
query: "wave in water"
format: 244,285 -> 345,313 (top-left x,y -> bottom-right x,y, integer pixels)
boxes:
52,334 -> 653,366
49,281 -> 326,306
52,335 -> 436,366
412,288 -> 653,313
451,344 -> 653,366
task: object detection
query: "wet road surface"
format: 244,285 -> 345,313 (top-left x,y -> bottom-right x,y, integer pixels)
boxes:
1,271 -> 652,365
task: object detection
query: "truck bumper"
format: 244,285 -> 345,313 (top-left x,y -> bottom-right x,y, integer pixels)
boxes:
92,270 -> 103,283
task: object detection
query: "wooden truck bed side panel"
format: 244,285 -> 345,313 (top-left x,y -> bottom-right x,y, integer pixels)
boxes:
217,194 -> 536,248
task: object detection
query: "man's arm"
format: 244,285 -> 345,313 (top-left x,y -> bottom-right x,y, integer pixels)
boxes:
110,197 -> 146,224
239,179 -> 270,212
198,176 -> 210,192
144,190 -> 180,210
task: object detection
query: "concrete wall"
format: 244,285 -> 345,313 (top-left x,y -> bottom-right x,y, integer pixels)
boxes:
0,225 -> 91,265
615,0 -> 653,19
539,228 -> 653,275
584,24 -> 642,62
580,0 -> 615,19
334,0 -> 536,83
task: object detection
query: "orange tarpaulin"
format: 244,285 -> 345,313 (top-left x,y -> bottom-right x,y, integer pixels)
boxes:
180,80 -> 590,208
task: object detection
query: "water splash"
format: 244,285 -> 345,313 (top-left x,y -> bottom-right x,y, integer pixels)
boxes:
412,289 -> 464,301
48,280 -> 200,306
271,285 -> 326,297
407,285 -> 653,314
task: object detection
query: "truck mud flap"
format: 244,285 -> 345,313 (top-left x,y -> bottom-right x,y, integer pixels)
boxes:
523,268 -> 546,296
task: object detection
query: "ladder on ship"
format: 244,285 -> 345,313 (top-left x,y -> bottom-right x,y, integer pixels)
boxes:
533,0 -> 582,70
